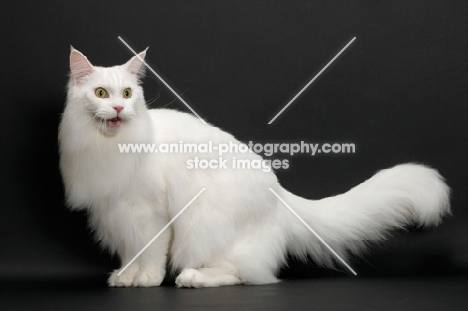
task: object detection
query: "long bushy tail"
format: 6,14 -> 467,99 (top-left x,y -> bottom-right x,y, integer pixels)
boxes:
281,163 -> 451,268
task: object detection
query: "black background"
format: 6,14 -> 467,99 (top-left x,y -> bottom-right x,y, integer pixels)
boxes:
0,0 -> 466,309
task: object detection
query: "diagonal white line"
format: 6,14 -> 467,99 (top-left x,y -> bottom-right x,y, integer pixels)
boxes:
268,188 -> 357,275
117,188 -> 206,276
268,37 -> 356,124
118,36 -> 207,124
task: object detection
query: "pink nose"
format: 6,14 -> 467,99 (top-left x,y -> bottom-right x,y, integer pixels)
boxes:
113,106 -> 124,114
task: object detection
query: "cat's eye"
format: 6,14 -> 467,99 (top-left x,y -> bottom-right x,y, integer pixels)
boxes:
123,88 -> 132,99
95,87 -> 108,98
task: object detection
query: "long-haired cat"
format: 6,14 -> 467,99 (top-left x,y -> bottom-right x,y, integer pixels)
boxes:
59,48 -> 450,288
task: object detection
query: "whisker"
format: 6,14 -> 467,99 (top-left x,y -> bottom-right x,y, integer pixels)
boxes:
76,114 -> 98,129
158,89 -> 188,109
146,95 -> 160,106
95,119 -> 105,151
146,84 -> 161,107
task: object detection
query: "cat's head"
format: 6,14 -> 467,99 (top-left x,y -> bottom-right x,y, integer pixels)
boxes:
66,47 -> 148,136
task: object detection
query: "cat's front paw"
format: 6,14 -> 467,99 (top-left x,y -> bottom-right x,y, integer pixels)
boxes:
108,269 -> 134,287
132,270 -> 164,287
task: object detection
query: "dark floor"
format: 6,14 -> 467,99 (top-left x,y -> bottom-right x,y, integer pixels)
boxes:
1,276 -> 467,311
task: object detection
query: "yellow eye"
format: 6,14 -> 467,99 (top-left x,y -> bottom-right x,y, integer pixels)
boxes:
95,87 -> 108,98
123,88 -> 132,99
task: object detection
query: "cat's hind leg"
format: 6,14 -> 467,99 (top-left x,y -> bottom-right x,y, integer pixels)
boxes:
175,236 -> 283,288
175,221 -> 286,288
175,267 -> 243,288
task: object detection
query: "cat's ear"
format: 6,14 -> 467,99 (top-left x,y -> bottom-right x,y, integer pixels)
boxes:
69,47 -> 94,85
124,48 -> 148,78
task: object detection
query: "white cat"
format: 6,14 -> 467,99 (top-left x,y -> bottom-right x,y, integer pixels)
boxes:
59,48 -> 451,288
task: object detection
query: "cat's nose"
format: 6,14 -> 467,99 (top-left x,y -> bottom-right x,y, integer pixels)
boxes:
113,106 -> 124,114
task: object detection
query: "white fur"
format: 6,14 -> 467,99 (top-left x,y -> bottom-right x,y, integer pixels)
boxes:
59,49 -> 451,288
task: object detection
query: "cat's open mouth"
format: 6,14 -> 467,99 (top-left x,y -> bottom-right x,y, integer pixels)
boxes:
106,117 -> 121,129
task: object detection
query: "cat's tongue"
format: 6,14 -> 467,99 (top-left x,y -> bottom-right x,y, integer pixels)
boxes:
106,117 -> 121,129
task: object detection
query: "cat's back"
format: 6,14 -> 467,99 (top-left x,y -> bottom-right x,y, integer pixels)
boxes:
148,108 -> 236,143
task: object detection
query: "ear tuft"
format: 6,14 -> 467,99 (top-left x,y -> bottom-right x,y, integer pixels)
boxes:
69,48 -> 94,85
125,47 -> 148,79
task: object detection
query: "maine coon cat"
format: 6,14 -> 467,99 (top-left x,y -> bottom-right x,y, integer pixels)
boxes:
59,48 -> 451,288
